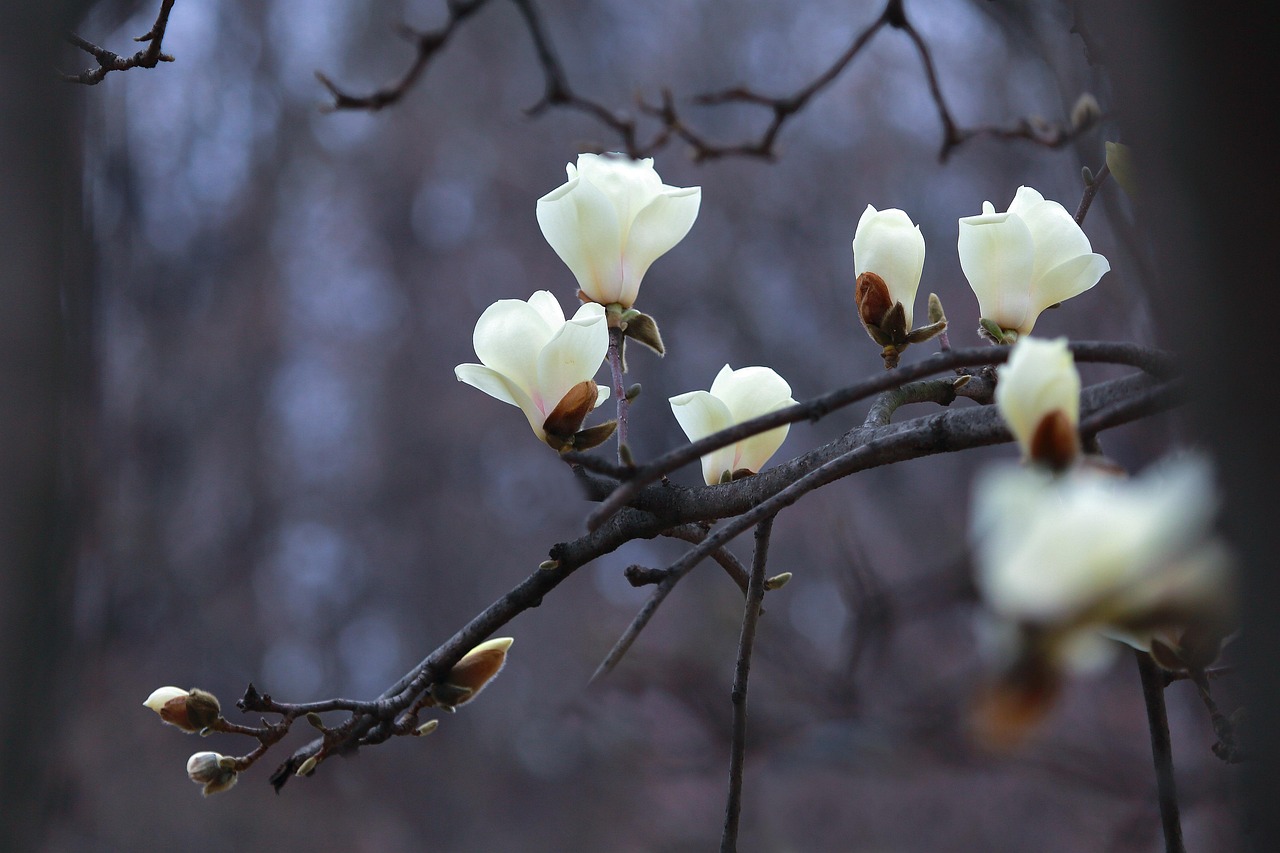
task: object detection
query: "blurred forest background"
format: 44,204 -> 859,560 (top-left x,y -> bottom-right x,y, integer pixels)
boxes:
2,1 -> 1275,851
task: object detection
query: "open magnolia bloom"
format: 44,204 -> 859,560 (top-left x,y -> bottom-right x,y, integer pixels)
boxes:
969,456 -> 1234,742
536,153 -> 701,308
669,365 -> 796,485
994,336 -> 1080,470
958,186 -> 1109,339
455,291 -> 611,449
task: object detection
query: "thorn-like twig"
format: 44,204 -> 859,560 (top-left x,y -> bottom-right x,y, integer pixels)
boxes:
62,0 -> 177,86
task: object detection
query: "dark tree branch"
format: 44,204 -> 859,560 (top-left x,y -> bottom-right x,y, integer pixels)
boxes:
62,0 -> 176,85
1136,650 -> 1186,853
317,0 -> 1103,163
721,517 -> 774,853
1075,162 -> 1112,225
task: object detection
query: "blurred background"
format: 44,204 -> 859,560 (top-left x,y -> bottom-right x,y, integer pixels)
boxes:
1,1 -> 1263,850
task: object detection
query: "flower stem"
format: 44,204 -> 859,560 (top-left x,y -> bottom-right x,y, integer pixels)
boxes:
607,325 -> 629,461
1136,649 -> 1186,853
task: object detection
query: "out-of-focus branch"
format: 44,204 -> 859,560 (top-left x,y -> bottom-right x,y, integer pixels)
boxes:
319,0 -> 1102,163
62,0 -> 176,85
720,517 -> 774,853
1136,650 -> 1186,853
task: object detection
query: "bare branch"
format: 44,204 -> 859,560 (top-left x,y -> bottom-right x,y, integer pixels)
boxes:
62,0 -> 177,85
1135,650 -> 1186,853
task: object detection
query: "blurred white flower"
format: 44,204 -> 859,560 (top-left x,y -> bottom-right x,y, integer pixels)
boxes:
536,153 -> 701,308
852,204 -> 925,330
994,337 -> 1080,468
958,186 -> 1109,337
971,455 -> 1232,672
670,365 -> 796,485
455,291 -> 609,446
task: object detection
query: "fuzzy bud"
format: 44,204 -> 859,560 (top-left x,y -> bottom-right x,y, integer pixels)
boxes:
144,686 -> 221,733
186,751 -> 238,796
432,638 -> 514,709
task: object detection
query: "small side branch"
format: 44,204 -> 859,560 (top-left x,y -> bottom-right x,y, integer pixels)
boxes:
720,517 -> 774,853
1136,650 -> 1186,853
63,0 -> 177,85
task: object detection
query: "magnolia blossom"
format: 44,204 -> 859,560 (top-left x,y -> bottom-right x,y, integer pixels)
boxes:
958,186 -> 1109,337
995,337 -> 1080,468
852,204 -> 925,330
670,365 -> 796,485
187,751 -> 238,796
971,456 -> 1232,672
455,291 -> 609,445
536,153 -> 701,308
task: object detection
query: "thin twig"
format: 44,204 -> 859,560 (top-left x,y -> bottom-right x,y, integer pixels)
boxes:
1136,650 -> 1186,853
63,0 -> 177,85
608,326 -> 630,460
720,517 -> 774,853
1075,162 -> 1112,225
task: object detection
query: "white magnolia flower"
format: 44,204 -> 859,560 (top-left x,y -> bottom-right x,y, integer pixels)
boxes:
958,186 -> 1109,337
536,153 -> 701,308
971,456 -> 1230,671
995,337 -> 1080,467
670,365 -> 796,485
852,204 -> 926,329
455,291 -> 609,444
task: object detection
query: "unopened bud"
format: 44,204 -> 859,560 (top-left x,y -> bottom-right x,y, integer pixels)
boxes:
295,755 -> 320,777
764,572 -> 793,590
543,381 -> 599,445
539,559 -> 559,571
1070,93 -> 1101,130
144,686 -> 221,733
414,719 -> 440,736
432,637 -> 514,709
305,712 -> 325,730
186,751 -> 238,796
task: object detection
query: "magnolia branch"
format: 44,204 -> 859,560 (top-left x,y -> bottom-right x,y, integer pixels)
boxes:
62,0 -> 176,85
318,0 -> 1102,163
192,343 -> 1175,790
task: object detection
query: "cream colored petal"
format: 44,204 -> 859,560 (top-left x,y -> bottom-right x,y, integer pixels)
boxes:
617,187 -> 701,307
144,686 -> 189,712
537,177 -> 626,304
670,389 -> 736,485
1024,254 -> 1110,332
958,211 -> 1035,331
472,299 -> 553,395
1015,194 -> 1094,282
710,365 -> 795,424
995,337 -> 1080,452
535,304 -> 608,414
526,289 -> 568,330
455,363 -> 544,437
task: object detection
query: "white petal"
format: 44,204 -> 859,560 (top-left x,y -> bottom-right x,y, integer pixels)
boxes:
537,177 -> 626,304
670,389 -> 736,485
471,299 -> 553,395
617,187 -> 701,307
710,365 -> 794,424
958,211 -> 1035,331
535,304 -> 608,413
995,337 -> 1080,452
455,363 -> 544,437
1024,254 -> 1110,333
1016,194 -> 1094,283
526,290 -> 567,330
144,686 -> 188,712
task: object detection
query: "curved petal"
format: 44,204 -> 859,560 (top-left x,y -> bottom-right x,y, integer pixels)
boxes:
670,389 -> 736,485
995,337 -> 1080,451
471,299 -> 553,395
526,290 -> 567,330
537,177 -> 625,304
710,365 -> 795,424
576,154 -> 664,229
1016,196 -> 1094,282
535,305 -> 608,414
455,363 -> 544,437
618,187 -> 701,306
733,411 -> 791,475
958,212 -> 1035,331
1025,253 -> 1110,332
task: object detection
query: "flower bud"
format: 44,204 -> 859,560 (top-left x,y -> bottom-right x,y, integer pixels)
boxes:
414,719 -> 440,736
995,337 -> 1081,470
186,751 -> 238,796
144,686 -> 221,733
1070,93 -> 1101,130
432,638 -> 514,709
